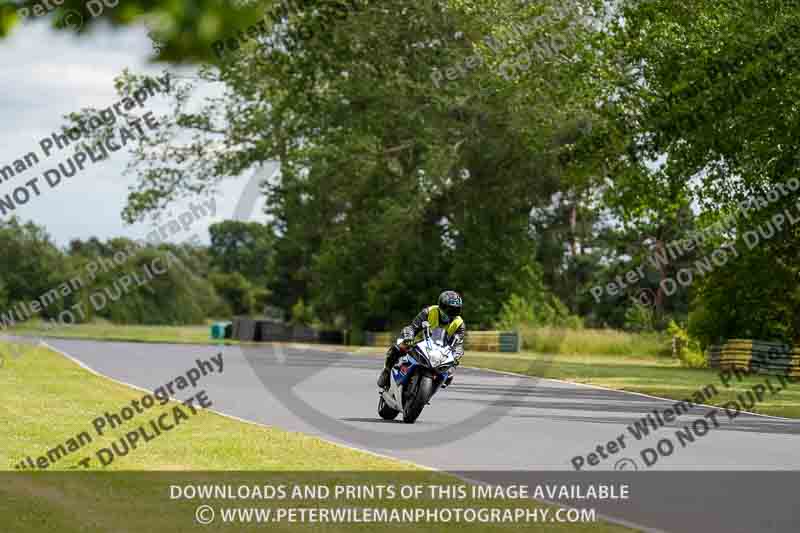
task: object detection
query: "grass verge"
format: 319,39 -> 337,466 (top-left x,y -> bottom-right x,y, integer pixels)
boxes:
0,344 -> 402,471
519,326 -> 667,358
8,319 -> 219,345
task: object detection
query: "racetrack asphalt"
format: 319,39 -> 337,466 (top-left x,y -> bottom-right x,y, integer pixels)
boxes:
44,338 -> 800,533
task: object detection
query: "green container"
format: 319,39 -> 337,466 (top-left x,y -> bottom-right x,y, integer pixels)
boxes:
498,332 -> 520,353
211,322 -> 232,340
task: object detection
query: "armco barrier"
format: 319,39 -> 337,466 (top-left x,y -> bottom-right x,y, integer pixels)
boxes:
232,317 -> 259,341
707,338 -> 800,376
364,330 -> 520,353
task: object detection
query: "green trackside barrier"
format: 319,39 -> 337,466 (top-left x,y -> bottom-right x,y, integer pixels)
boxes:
211,322 -> 232,340
498,331 -> 520,353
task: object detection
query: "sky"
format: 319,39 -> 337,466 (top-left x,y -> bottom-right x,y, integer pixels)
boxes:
0,18 -> 270,247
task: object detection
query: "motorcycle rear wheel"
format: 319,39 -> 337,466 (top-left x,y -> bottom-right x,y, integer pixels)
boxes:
378,395 -> 399,420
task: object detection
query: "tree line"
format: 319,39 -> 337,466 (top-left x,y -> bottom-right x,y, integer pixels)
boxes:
0,218 -> 275,328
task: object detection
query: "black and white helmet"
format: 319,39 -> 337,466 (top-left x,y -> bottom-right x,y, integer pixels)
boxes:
438,290 -> 463,320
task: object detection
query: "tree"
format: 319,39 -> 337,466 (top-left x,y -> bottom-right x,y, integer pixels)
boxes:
3,0 -> 276,62
603,0 -> 800,340
209,272 -> 255,316
0,217 -> 73,320
83,0 -> 607,329
209,220 -> 275,285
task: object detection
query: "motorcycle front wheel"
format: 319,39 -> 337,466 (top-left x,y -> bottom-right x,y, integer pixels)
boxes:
403,374 -> 434,424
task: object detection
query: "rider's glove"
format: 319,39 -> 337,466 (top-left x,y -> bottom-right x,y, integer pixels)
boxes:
421,321 -> 430,329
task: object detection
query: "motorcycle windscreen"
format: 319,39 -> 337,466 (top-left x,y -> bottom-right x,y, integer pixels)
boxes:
429,328 -> 446,345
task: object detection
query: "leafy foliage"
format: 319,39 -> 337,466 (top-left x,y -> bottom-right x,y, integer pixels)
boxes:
495,292 -> 583,331
667,320 -> 707,368
209,221 -> 275,284
624,302 -> 655,333
0,218 -> 74,318
606,0 -> 800,342
92,0 -> 607,330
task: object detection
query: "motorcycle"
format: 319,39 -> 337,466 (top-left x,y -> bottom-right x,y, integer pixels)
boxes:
378,323 -> 459,424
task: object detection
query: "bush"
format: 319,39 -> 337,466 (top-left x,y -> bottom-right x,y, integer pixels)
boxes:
495,293 -> 583,331
0,217 -> 75,320
88,249 -> 226,325
680,349 -> 708,369
687,228 -> 800,345
667,320 -> 708,369
290,298 -> 316,326
519,325 -> 666,356
624,302 -> 655,332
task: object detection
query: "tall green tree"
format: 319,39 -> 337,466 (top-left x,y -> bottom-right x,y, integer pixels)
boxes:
603,0 -> 800,340
102,0 -> 609,329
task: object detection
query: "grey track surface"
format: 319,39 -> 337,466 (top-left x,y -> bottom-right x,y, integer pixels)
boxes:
47,338 -> 800,533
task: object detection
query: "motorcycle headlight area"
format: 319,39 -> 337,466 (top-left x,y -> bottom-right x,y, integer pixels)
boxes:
428,350 -> 449,367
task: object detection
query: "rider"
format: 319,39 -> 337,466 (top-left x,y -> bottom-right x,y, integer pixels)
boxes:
377,290 -> 465,389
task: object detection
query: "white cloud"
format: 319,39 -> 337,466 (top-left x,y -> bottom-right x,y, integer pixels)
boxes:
0,20 -> 259,246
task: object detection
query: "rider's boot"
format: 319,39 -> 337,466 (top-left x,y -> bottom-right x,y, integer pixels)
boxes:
377,346 -> 401,389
